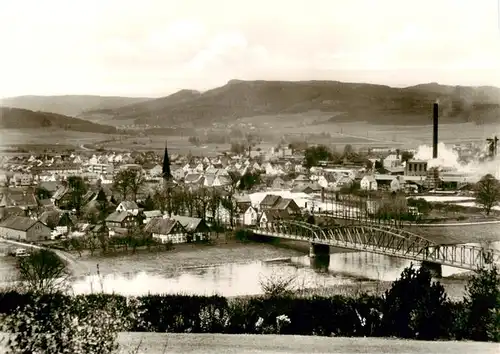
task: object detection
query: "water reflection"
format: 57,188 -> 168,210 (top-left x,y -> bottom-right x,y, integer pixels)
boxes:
70,250 -> 472,297
310,255 -> 330,273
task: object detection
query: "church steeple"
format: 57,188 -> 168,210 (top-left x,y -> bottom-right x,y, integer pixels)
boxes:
162,140 -> 172,181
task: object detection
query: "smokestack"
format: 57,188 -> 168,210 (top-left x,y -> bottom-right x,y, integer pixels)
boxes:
432,103 -> 439,159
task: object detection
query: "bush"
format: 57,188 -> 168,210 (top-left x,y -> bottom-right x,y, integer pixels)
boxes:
380,264 -> 450,340
462,266 -> 500,341
0,265 -> 499,344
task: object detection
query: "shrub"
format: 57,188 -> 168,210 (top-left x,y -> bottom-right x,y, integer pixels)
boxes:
380,264 -> 450,340
463,266 -> 500,341
0,292 -> 137,354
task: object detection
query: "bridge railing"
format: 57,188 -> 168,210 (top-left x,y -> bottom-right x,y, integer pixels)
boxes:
252,220 -> 500,271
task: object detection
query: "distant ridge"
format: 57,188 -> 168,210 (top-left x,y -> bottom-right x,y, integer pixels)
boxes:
0,95 -> 151,117
80,80 -> 500,127
0,107 -> 117,134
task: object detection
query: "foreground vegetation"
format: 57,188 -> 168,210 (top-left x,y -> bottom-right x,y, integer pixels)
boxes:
0,248 -> 499,353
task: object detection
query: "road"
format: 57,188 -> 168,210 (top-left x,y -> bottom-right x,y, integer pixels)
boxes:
0,238 -> 90,274
79,144 -> 94,151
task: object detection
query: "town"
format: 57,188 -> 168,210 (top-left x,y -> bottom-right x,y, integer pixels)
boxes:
0,131 -> 498,254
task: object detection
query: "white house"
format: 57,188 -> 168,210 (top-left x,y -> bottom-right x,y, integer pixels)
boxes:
172,168 -> 185,180
360,175 -> 378,191
116,201 -> 140,216
390,176 -> 405,192
243,206 -> 259,226
148,164 -> 163,177
383,154 -> 402,169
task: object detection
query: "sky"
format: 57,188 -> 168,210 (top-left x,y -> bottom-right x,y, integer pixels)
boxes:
0,0 -> 499,97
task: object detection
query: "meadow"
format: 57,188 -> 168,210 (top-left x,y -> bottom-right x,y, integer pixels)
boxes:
1,112 -> 497,155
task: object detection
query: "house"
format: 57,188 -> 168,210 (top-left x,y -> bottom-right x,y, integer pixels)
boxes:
360,175 -> 378,191
317,174 -> 336,189
115,201 -> 140,215
271,176 -> 287,189
272,198 -> 301,215
405,160 -> 428,177
171,215 -> 210,241
293,175 -> 310,187
184,173 -> 204,185
51,184 -> 72,209
0,216 -> 51,242
258,209 -> 290,228
144,218 -> 187,244
0,189 -> 39,211
234,195 -> 252,214
334,176 -> 354,189
90,223 -> 109,239
243,206 -> 259,226
148,164 -> 163,177
383,154 -> 401,169
390,176 -> 405,192
143,210 -> 162,224
105,211 -> 141,233
172,168 -> 186,181
259,194 -> 283,211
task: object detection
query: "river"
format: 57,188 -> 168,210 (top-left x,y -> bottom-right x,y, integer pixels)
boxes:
1,240 -> 494,299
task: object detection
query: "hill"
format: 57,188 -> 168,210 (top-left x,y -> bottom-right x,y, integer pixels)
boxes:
0,95 -> 151,117
0,107 -> 117,134
89,80 -> 500,127
87,89 -> 201,118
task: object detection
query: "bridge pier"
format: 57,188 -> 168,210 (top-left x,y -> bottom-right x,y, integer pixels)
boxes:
310,254 -> 330,272
309,243 -> 330,258
421,261 -> 442,278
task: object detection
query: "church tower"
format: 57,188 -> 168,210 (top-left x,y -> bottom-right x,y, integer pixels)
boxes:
162,140 -> 172,183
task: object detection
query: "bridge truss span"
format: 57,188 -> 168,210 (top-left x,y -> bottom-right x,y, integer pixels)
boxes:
254,220 -> 500,271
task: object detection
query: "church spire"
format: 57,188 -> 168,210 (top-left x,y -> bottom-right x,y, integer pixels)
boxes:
162,140 -> 172,181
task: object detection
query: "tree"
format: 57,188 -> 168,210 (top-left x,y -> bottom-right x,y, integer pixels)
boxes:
143,194 -> 156,211
462,266 -> 500,341
401,150 -> 414,163
188,136 -> 201,146
238,172 -> 261,191
127,170 -> 145,202
381,264 -> 449,340
304,145 -> 332,168
17,249 -> 70,293
230,142 -> 246,155
113,169 -> 145,202
288,140 -> 308,153
67,176 -> 87,216
475,174 -> 500,215
343,144 -> 354,157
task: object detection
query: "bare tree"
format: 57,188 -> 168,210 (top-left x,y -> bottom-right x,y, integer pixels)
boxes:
17,249 -> 70,293
113,169 -> 130,201
128,170 -> 146,202
475,174 -> 500,215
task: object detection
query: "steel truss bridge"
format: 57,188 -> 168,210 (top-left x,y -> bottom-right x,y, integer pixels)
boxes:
251,220 -> 500,271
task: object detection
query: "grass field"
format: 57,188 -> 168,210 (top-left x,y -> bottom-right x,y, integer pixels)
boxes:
1,114 -> 498,154
0,129 -> 121,149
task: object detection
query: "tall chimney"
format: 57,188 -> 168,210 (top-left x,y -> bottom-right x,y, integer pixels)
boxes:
432,102 -> 439,159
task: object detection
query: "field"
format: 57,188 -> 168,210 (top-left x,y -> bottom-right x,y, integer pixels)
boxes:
0,129 -> 122,150
1,114 -> 498,154
0,333 -> 497,354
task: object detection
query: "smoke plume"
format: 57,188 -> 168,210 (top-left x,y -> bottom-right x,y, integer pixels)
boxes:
413,142 -> 500,182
